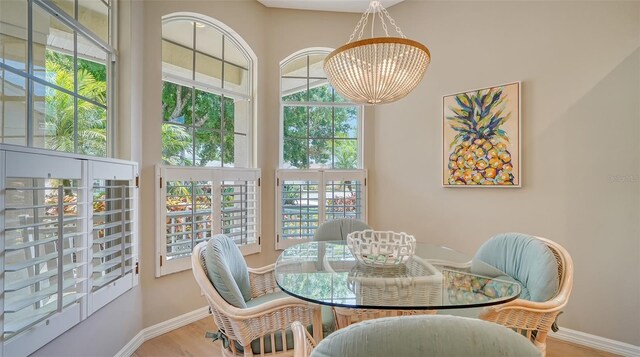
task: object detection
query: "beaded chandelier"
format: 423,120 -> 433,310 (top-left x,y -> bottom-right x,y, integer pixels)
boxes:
324,1 -> 431,105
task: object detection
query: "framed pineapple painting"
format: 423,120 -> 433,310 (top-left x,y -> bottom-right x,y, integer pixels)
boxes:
442,82 -> 521,187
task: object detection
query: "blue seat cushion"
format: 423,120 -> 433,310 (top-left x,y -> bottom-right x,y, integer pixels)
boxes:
205,234 -> 252,308
471,232 -> 559,302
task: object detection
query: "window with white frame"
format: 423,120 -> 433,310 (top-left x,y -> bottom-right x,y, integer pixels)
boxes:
0,0 -> 115,157
0,145 -> 138,357
277,49 -> 365,249
157,14 -> 257,276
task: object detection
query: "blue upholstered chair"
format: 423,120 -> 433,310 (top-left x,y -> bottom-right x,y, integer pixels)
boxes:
292,315 -> 541,357
191,235 -> 334,356
313,218 -> 371,241
470,233 -> 574,356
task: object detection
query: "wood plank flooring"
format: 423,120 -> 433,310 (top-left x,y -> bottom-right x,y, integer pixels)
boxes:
133,317 -> 621,357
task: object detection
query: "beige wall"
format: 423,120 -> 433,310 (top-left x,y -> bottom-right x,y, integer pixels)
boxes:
370,0 -> 639,346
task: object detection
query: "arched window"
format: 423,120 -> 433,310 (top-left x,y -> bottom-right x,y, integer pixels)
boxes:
276,49 -> 366,249
157,14 -> 259,276
161,14 -> 253,168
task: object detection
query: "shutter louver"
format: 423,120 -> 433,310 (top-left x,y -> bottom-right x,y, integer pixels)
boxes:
281,179 -> 320,240
221,179 -> 258,245
3,178 -> 87,339
325,179 -> 363,221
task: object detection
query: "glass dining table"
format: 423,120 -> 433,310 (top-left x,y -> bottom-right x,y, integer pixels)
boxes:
275,241 -> 521,328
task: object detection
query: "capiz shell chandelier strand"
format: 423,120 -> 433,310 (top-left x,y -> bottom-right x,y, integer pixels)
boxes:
324,1 -> 431,105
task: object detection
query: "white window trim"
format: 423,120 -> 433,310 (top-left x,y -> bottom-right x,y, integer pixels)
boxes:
155,165 -> 261,277
275,169 -> 367,250
0,144 -> 139,357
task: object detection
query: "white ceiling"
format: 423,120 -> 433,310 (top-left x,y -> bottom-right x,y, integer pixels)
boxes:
256,0 -> 405,13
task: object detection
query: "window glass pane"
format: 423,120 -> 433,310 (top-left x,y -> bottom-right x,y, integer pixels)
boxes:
334,107 -> 358,138
333,88 -> 349,103
224,38 -> 249,71
78,0 -> 109,44
194,128 -> 221,167
195,53 -> 222,88
1,71 -> 27,145
33,4 -> 75,92
162,40 -> 193,80
77,35 -> 107,104
282,55 -> 307,77
195,23 -> 222,59
281,180 -> 319,240
326,180 -> 363,220
33,82 -> 75,153
222,131 -> 235,167
308,81 -> 332,102
308,54 -> 326,78
223,96 -> 234,133
309,139 -> 332,169
162,81 -> 192,125
0,0 -> 28,72
281,77 -> 307,102
163,20 -> 193,48
309,106 -> 332,138
194,89 -> 221,129
52,0 -> 75,18
283,138 -> 308,169
223,63 -> 249,95
233,99 -> 250,135
233,133 -> 248,168
283,106 -> 307,139
77,99 -> 106,156
334,139 -> 358,169
162,123 -> 193,165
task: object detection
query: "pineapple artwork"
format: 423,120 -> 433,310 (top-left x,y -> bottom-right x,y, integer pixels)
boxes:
443,82 -> 520,186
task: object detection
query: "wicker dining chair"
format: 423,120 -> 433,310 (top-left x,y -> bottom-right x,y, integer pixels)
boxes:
472,234 -> 574,356
191,237 -> 323,357
292,315 -> 541,357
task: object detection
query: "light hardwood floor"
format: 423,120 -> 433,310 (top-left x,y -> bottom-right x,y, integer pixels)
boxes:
133,317 -> 620,357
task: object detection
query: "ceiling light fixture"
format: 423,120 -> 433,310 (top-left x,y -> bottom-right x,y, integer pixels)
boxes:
324,1 -> 431,105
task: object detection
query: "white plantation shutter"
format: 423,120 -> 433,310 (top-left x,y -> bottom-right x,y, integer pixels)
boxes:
0,147 -> 139,357
2,151 -> 87,356
88,161 -> 138,314
275,169 -> 367,250
156,166 -> 261,277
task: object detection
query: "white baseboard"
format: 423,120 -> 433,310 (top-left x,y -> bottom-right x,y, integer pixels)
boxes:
115,306 -> 210,357
552,327 -> 640,357
116,307 -> 640,357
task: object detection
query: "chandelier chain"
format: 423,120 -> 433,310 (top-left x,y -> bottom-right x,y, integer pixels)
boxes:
348,7 -> 371,43
382,7 -> 405,38
377,8 -> 390,37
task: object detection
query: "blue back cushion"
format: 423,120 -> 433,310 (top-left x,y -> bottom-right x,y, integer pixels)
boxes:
205,234 -> 252,308
471,232 -> 559,302
314,219 -> 371,241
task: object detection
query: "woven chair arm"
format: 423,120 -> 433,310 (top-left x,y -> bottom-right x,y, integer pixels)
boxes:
248,263 -> 279,298
486,296 -> 567,313
292,321 -> 316,357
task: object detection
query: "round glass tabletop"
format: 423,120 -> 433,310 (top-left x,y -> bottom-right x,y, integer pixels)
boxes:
275,241 -> 521,310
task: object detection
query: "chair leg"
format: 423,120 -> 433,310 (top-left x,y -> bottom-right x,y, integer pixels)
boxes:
312,306 -> 324,342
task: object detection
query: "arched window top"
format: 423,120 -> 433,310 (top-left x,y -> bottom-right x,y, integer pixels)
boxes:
279,47 -> 362,169
162,13 -> 255,98
161,13 -> 254,168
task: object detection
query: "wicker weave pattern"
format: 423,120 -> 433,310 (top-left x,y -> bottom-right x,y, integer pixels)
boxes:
477,236 -> 573,356
192,242 -> 321,356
